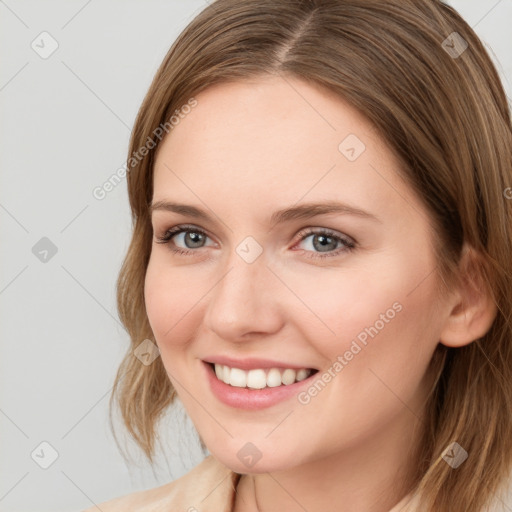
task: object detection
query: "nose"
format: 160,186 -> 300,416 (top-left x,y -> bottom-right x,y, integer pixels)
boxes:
202,250 -> 284,341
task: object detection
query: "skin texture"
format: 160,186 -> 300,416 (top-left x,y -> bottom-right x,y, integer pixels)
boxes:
144,76 -> 490,512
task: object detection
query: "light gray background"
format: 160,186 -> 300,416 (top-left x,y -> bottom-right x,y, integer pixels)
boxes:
1,1 -> 511,511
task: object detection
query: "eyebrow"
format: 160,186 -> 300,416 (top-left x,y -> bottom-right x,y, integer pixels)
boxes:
149,200 -> 381,225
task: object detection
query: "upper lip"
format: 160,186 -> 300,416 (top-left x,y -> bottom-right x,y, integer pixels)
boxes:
203,355 -> 317,371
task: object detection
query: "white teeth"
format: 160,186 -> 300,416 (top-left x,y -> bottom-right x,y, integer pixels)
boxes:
222,365 -> 230,385
281,368 -> 296,385
212,364 -> 314,389
230,367 -> 247,388
246,369 -> 267,389
266,368 -> 282,388
296,368 -> 309,381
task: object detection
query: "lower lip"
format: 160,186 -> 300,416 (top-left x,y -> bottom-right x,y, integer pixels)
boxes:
203,361 -> 318,410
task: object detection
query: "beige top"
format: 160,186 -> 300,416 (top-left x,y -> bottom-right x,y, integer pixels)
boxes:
82,455 -> 422,512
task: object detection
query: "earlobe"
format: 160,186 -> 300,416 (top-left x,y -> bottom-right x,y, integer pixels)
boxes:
439,245 -> 497,348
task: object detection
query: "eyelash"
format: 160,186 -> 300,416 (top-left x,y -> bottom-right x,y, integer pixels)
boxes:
154,224 -> 356,260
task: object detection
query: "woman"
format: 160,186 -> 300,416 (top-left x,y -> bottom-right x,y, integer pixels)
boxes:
84,0 -> 512,510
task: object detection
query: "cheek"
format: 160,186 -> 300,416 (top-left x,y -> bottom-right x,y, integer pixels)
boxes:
289,264 -> 440,437
144,254 -> 205,349
291,253 -> 440,367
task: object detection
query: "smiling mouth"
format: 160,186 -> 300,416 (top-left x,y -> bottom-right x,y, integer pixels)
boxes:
207,362 -> 319,389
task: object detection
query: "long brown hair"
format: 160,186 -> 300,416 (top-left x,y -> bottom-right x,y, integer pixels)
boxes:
109,1 -> 512,510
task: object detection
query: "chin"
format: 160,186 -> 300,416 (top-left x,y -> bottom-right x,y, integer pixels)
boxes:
207,441 -> 302,475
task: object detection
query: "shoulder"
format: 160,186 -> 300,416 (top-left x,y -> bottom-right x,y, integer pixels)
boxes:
81,455 -> 241,512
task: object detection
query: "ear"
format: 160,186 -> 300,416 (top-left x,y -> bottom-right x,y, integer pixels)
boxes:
439,244 -> 497,348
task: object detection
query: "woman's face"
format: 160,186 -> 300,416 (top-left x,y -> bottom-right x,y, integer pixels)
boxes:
145,76 -> 451,474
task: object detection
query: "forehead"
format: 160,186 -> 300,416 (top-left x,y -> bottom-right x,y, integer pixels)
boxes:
152,77 -> 423,226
